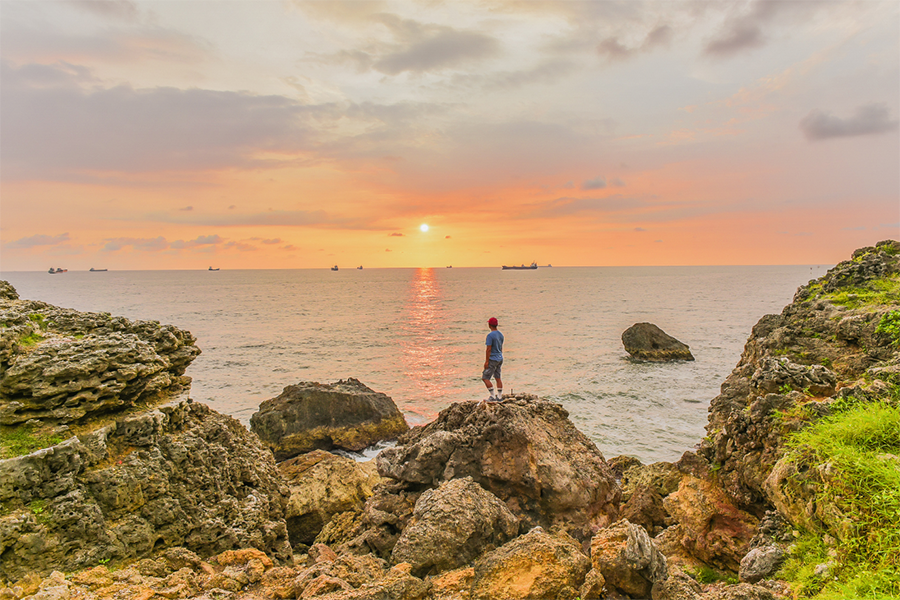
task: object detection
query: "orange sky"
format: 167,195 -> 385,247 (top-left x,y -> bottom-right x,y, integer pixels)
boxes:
1,1 -> 898,270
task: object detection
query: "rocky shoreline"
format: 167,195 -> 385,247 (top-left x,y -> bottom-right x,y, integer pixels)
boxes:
2,240 -> 899,599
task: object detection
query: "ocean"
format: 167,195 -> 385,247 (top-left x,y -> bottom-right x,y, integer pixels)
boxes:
0,265 -> 826,464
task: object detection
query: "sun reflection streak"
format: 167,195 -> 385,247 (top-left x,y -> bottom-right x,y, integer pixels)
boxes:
398,268 -> 466,417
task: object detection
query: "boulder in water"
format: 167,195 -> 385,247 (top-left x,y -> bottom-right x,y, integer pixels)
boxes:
622,322 -> 694,361
250,378 -> 409,461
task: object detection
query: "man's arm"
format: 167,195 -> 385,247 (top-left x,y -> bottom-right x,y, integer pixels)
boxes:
484,344 -> 491,369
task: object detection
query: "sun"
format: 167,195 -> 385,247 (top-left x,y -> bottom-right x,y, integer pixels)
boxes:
420,224 -> 429,232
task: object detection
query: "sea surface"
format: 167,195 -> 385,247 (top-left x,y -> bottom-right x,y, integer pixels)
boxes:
1,265 -> 827,463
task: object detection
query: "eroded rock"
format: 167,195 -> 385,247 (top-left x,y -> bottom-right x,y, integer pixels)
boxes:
250,379 -> 409,461
279,450 -> 382,546
471,528 -> 591,600
377,396 -> 620,537
622,323 -> 695,361
591,519 -> 667,599
391,477 -> 518,577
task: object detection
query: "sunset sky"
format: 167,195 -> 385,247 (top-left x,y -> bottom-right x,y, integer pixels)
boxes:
1,0 -> 898,270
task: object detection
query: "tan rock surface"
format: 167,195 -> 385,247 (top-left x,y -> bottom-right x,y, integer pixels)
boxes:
663,476 -> 758,572
471,529 -> 590,600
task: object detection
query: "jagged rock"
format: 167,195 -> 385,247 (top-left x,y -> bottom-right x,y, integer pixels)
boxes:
250,379 -> 409,461
428,566 -> 474,600
0,400 -> 291,581
591,519 -> 667,599
391,477 -> 519,578
622,323 -> 695,361
663,476 -> 757,572
699,241 -> 900,512
620,484 -> 669,536
0,286 -> 200,425
0,281 -> 17,301
377,397 -> 620,537
279,450 -> 382,546
739,545 -> 784,583
698,582 -> 776,600
470,528 -> 591,600
750,357 -> 836,396
579,568 -> 606,600
651,565 -> 702,600
336,485 -> 422,559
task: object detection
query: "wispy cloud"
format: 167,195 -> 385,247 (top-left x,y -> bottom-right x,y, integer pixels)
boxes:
4,232 -> 70,249
799,104 -> 899,141
582,176 -> 607,190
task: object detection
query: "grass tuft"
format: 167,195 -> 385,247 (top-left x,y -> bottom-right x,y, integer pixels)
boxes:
0,426 -> 66,458
777,397 -> 900,598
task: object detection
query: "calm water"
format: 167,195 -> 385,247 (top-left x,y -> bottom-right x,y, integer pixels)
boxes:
0,266 -> 825,463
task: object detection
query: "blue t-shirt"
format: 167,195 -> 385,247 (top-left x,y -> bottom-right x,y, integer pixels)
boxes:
486,330 -> 504,361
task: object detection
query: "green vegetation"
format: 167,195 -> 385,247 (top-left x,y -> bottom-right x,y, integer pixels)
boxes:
876,311 -> 900,347
28,313 -> 48,331
823,275 -> 900,309
18,331 -> 44,347
689,565 -> 738,585
28,500 -> 51,525
776,397 -> 900,598
0,425 -> 66,458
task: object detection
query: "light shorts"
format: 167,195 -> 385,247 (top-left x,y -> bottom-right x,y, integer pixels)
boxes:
482,359 -> 503,380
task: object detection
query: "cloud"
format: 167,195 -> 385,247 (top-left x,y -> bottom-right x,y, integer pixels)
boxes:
634,227 -> 646,232
68,0 -> 139,21
445,235 -> 451,239
704,1 -> 821,58
223,241 -> 257,251
705,23 -> 764,57
385,248 -> 392,252
611,177 -> 626,187
373,19 -> 500,75
799,104 -> 899,141
389,232 -> 404,237
0,61 -> 316,178
597,25 -> 672,61
261,238 -> 282,244
582,176 -> 607,190
102,234 -> 222,252
179,206 -> 193,211
5,232 -> 70,249
529,195 -> 646,218
142,209 -> 371,229
169,234 -> 223,249
102,236 -> 168,252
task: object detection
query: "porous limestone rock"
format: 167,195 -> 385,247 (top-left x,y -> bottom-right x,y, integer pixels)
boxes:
0,284 -> 200,425
391,477 -> 519,577
622,322 -> 695,361
651,565 -> 702,600
739,545 -> 785,584
279,450 -> 382,546
377,396 -> 621,537
471,528 -> 591,600
699,240 -> 900,512
662,476 -> 758,572
0,400 -> 291,581
250,378 -> 409,461
591,518 -> 667,599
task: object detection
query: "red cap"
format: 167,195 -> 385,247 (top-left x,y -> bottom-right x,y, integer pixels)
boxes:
488,317 -> 498,326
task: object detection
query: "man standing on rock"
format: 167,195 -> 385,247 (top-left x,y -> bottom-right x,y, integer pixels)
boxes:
482,317 -> 504,402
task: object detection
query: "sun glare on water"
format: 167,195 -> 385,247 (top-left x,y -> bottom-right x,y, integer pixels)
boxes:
420,224 -> 429,232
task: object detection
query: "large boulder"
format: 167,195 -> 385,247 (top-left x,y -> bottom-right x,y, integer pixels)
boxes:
622,323 -> 694,361
279,450 -> 382,547
391,477 -> 519,577
471,528 -> 591,600
377,396 -> 621,537
250,379 -> 409,461
0,400 -> 292,581
0,285 -> 200,425
591,519 -> 667,599
662,476 -> 758,572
